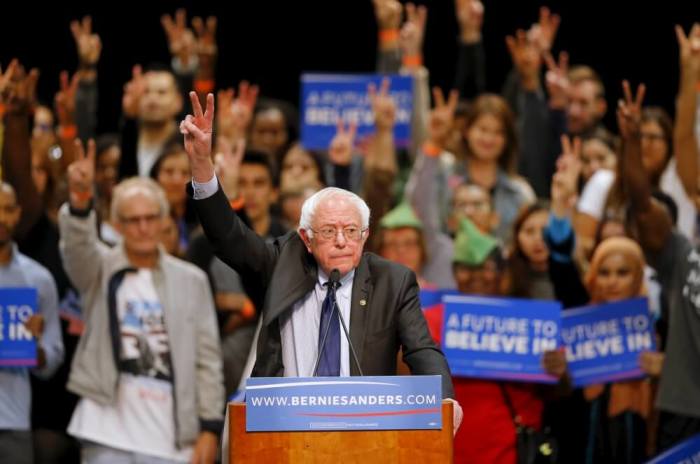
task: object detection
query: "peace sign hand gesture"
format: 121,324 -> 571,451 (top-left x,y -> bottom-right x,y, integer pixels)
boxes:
329,119 -> 358,167
676,23 -> 700,79
70,16 -> 102,68
55,71 -> 80,125
161,9 -> 196,66
617,80 -> 646,140
428,87 -> 459,149
67,138 -> 96,209
180,91 -> 216,182
550,134 -> 582,217
368,77 -> 396,133
215,138 -> 245,200
455,0 -> 484,44
544,51 -> 569,110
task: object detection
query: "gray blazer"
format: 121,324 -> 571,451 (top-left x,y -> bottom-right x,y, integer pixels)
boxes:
58,204 -> 224,446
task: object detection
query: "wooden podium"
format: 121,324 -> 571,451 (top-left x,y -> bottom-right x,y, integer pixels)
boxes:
228,400 -> 453,463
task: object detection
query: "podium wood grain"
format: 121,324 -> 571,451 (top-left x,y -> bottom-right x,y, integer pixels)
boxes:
229,401 -> 453,463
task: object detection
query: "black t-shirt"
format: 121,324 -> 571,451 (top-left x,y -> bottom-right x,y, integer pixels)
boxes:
650,232 -> 700,418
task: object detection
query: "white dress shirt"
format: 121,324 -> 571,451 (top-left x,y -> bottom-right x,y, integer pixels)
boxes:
279,269 -> 354,377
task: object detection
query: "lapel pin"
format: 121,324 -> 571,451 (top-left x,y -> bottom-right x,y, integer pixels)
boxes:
359,299 -> 367,307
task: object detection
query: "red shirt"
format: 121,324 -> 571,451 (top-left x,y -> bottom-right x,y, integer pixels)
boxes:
424,305 -> 543,464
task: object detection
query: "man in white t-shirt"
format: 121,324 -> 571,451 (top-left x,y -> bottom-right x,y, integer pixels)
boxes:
59,142 -> 224,464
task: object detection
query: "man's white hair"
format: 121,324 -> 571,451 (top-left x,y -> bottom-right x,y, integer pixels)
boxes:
111,177 -> 170,222
298,187 -> 370,236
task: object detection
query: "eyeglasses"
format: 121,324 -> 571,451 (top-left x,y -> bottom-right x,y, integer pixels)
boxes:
119,213 -> 161,226
454,200 -> 491,213
310,226 -> 366,241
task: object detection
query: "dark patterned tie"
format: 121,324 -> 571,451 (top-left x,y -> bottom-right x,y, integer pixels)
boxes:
317,282 -> 340,376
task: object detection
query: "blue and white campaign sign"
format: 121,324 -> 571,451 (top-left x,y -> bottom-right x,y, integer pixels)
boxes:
0,288 -> 38,367
561,298 -> 655,387
441,295 -> 562,383
646,433 -> 700,464
246,376 -> 442,432
300,73 -> 413,150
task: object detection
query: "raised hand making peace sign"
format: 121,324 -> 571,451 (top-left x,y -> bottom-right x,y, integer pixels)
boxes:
70,16 -> 102,69
428,87 -> 459,149
217,81 -> 259,143
543,51 -> 569,110
329,118 -> 358,167
368,77 -> 396,133
400,3 -> 427,58
180,91 -> 215,183
455,0 -> 484,44
617,79 -> 646,140
55,71 -> 80,126
676,23 -> 700,79
162,9 -> 217,68
528,7 -> 561,55
550,134 -> 582,217
67,138 -> 96,210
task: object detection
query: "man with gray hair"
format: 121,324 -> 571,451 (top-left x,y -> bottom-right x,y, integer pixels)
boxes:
180,92 -> 461,430
58,140 -> 224,463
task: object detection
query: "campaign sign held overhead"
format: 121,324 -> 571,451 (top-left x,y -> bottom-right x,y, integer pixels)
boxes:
441,295 -> 562,384
561,298 -> 655,387
246,375 -> 442,432
300,73 -> 413,150
0,288 -> 38,367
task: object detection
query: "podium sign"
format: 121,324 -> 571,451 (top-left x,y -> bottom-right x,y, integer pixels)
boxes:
245,376 -> 442,432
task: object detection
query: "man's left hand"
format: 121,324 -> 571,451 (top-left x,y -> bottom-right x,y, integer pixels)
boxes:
445,398 -> 463,436
24,314 -> 46,368
190,431 -> 217,464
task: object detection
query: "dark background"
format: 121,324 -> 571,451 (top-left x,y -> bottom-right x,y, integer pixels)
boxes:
2,0 -> 698,134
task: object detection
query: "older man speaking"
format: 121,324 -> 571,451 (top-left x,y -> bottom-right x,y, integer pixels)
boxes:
180,92 -> 461,428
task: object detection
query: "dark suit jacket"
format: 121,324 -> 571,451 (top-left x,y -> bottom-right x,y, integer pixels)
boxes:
191,184 -> 454,398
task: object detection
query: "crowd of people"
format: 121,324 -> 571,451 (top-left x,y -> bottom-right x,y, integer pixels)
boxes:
1,1 -> 699,463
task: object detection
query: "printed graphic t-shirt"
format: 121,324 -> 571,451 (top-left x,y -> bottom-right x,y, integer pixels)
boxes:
68,269 -> 192,461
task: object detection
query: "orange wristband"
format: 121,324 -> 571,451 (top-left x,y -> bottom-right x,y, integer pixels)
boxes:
229,197 -> 245,211
194,79 -> 215,94
402,55 -> 423,68
378,29 -> 400,44
59,124 -> 78,140
422,141 -> 442,158
241,298 -> 255,320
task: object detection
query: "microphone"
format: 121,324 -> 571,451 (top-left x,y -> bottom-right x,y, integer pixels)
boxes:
328,269 -> 341,291
313,269 -> 364,377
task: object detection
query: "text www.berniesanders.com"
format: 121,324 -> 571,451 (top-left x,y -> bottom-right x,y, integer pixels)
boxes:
249,394 -> 438,407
